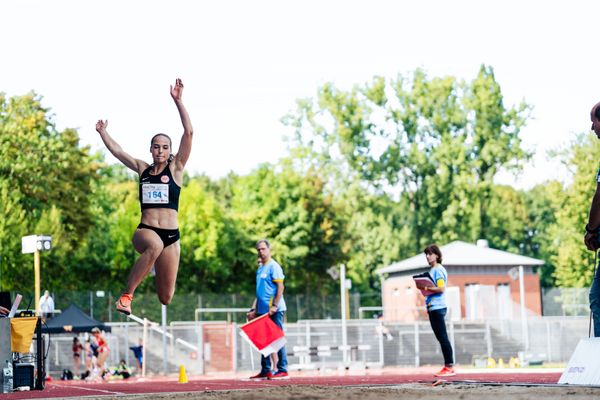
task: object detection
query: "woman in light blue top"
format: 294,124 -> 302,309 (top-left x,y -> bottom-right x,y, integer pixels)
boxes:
416,244 -> 455,377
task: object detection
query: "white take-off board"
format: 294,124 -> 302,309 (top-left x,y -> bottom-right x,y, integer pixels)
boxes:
558,338 -> 600,385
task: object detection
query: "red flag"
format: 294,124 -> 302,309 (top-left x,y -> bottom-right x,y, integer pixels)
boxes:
240,313 -> 286,357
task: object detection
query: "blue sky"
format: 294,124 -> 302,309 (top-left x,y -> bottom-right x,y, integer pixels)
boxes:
3,0 -> 600,189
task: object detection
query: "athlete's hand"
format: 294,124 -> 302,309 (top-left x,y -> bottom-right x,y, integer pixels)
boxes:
268,306 -> 278,316
170,78 -> 184,102
96,120 -> 108,135
584,232 -> 599,251
246,310 -> 257,321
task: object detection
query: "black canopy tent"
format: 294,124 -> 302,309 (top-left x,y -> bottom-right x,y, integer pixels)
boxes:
41,304 -> 111,333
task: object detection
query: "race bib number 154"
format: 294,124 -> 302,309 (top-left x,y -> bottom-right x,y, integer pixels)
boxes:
142,184 -> 169,204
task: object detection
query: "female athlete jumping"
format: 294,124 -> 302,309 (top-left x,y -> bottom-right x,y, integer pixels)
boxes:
96,78 -> 193,315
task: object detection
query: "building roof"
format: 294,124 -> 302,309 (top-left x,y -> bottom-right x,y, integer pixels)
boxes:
377,240 -> 544,275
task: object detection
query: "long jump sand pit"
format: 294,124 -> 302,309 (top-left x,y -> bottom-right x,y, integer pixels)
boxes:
106,383 -> 599,400
25,369 -> 598,400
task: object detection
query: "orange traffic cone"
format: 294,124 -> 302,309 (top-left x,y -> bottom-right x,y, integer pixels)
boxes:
178,364 -> 188,383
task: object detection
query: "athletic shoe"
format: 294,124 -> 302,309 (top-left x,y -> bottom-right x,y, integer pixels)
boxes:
269,371 -> 289,380
434,366 -> 456,377
249,371 -> 273,380
116,293 -> 133,315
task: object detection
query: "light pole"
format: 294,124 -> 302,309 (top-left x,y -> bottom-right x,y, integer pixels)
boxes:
328,265 -> 352,366
21,235 -> 52,315
508,265 -> 528,351
339,264 -> 348,366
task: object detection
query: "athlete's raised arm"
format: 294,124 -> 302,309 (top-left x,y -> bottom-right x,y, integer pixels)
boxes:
96,120 -> 147,174
170,78 -> 193,171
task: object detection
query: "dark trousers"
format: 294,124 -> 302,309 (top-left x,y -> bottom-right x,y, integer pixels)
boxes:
260,311 -> 288,373
428,308 -> 454,366
590,263 -> 600,337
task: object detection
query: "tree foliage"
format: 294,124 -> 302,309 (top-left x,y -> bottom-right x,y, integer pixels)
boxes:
4,67 -> 596,302
0,92 -> 99,290
285,65 -> 530,252
552,134 -> 600,287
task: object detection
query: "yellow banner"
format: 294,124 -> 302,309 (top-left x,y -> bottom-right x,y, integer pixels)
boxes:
10,317 -> 38,353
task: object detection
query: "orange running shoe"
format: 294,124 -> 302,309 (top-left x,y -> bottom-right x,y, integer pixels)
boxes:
434,366 -> 456,377
116,293 -> 133,315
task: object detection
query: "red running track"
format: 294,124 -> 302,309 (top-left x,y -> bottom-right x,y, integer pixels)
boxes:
1,370 -> 563,399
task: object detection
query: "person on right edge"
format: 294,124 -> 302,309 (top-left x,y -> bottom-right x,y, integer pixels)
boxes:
415,244 -> 456,377
583,100 -> 600,337
246,239 -> 288,380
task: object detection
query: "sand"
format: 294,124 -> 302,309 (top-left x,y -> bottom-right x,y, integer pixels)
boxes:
84,382 -> 599,400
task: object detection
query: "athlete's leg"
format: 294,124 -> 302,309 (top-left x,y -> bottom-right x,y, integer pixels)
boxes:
97,351 -> 108,375
125,228 -> 165,295
271,311 -> 288,373
428,308 -> 454,366
589,262 -> 600,337
153,241 -> 181,305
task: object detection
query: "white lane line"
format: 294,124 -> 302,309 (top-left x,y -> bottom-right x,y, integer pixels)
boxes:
52,384 -> 126,395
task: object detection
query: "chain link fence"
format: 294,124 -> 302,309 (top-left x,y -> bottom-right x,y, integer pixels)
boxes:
23,287 -> 597,377
44,315 -> 591,377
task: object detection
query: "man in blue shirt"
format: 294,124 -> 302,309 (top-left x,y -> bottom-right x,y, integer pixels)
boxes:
247,239 -> 288,380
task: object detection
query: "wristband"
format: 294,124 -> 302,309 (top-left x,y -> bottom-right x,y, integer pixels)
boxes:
248,308 -> 255,312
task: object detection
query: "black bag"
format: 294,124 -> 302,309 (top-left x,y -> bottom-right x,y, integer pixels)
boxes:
61,369 -> 73,380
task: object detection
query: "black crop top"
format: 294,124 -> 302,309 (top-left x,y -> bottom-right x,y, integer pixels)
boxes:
138,162 -> 181,211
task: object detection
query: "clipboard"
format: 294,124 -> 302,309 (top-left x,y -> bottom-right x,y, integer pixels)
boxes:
412,273 -> 436,296
8,294 -> 22,318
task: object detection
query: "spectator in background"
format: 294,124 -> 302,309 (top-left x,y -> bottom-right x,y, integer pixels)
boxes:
39,290 -> 54,319
72,337 -> 84,378
91,327 -> 109,378
112,360 -> 132,380
129,338 -> 144,370
375,313 -> 393,341
81,337 -> 96,380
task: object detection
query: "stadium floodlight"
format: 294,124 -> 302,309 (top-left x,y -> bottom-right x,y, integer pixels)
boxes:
21,235 -> 52,315
326,266 -> 339,280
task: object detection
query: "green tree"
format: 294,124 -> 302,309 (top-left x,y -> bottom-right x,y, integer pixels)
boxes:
484,185 -> 528,252
552,134 -> 600,287
178,176 -> 251,293
464,65 -> 531,239
284,66 -> 530,252
0,92 -> 100,290
521,181 -> 564,287
338,181 -> 410,293
228,162 -> 347,295
0,179 -> 27,290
